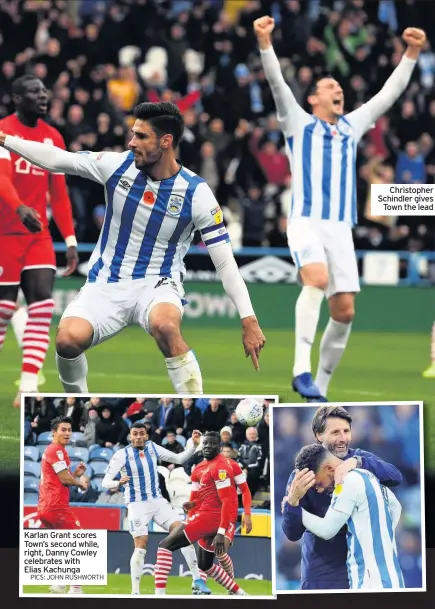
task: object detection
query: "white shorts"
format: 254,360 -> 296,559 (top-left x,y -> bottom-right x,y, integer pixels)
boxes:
61,277 -> 185,346
127,498 -> 180,538
287,217 -> 360,299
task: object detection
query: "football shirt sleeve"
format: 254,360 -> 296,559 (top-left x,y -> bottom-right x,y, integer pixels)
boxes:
49,130 -> 76,243
233,461 -> 252,516
345,56 -> 417,141
45,446 -> 68,474
0,147 -> 24,210
154,442 -> 196,464
384,486 -> 402,531
2,135 -> 124,184
192,181 -> 255,319
259,46 -> 311,137
102,450 -> 125,490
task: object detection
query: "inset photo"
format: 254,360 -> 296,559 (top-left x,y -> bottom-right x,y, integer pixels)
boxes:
20,394 -> 275,598
271,402 -> 425,593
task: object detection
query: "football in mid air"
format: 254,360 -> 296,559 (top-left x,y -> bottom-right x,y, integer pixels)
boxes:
235,399 -> 264,427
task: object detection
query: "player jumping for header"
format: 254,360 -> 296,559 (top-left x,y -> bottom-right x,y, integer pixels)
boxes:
254,17 -> 426,401
0,102 -> 265,395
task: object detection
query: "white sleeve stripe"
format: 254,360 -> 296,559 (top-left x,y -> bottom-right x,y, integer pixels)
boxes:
201,226 -> 228,242
234,473 -> 246,485
0,147 -> 11,159
215,478 -> 231,489
191,481 -> 200,491
52,461 -> 68,473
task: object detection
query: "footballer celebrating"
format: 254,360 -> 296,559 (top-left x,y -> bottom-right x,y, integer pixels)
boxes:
254,17 -> 425,401
0,101 -> 265,395
37,416 -> 87,594
0,76 -> 78,406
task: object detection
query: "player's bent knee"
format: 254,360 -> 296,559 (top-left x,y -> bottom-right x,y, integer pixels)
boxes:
332,306 -> 355,324
56,320 -> 93,359
151,320 -> 181,343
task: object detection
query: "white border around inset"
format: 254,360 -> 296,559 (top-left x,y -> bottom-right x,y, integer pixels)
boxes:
19,392 -> 279,599
270,401 -> 427,595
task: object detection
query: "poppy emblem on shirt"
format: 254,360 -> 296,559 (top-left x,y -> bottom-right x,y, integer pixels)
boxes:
143,190 -> 156,205
56,451 -> 63,460
139,451 -> 144,458
218,469 -> 227,480
167,194 -> 184,217
331,130 -> 338,136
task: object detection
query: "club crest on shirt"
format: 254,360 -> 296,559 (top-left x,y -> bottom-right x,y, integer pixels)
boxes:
301,246 -> 311,260
218,469 -> 227,480
56,451 -> 64,460
167,194 -> 184,217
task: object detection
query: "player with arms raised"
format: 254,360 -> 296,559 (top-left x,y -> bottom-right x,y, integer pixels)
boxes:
37,415 -> 87,594
254,17 -> 426,401
154,431 -> 250,595
0,75 -> 78,406
0,101 -> 265,394
102,423 -> 211,595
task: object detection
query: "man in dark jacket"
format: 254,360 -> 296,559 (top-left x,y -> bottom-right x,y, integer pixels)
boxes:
202,398 -> 228,432
238,426 -> 263,496
159,429 -> 184,469
95,406 -> 129,448
151,398 -> 178,441
174,398 -> 203,438
70,475 -> 99,503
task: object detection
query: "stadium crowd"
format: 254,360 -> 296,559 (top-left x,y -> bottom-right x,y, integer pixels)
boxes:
1,0 -> 435,253
273,404 -> 423,590
24,395 -> 271,513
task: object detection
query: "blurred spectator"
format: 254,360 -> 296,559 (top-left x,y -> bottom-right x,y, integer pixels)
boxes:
257,409 -> 270,456
159,429 -> 184,470
238,426 -> 263,496
221,441 -> 237,460
125,397 -> 148,424
151,398 -> 177,440
173,398 -> 203,438
229,411 -> 246,446
76,407 -> 98,448
55,397 -> 84,432
95,406 -> 129,448
220,425 -> 237,449
202,398 -> 229,432
396,142 -> 426,184
25,396 -> 57,437
70,475 -> 98,504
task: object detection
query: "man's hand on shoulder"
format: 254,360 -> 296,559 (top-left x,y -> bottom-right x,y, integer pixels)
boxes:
334,457 -> 358,486
284,468 -> 316,508
242,316 -> 266,371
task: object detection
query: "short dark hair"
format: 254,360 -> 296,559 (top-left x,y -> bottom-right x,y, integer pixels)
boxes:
221,442 -> 233,449
166,428 -> 176,436
307,74 -> 336,97
295,444 -> 328,472
11,75 -> 41,96
312,406 -> 352,438
131,422 -> 147,431
51,416 -> 73,431
133,101 -> 184,148
204,431 -> 220,442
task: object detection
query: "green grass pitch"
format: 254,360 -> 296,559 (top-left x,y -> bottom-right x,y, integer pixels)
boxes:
23,574 -> 272,596
2,326 -> 434,471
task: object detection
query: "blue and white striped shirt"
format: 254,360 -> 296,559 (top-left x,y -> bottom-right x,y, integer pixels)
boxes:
260,47 -> 417,227
70,151 -> 229,283
103,441 -> 196,504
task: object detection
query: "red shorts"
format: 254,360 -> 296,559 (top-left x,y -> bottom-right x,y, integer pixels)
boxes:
0,233 -> 56,284
38,508 -> 81,529
184,511 -> 236,553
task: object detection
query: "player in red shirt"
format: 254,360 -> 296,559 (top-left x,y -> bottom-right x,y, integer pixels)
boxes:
0,75 -> 78,406
153,432 -> 249,595
186,455 -> 252,592
37,415 -> 87,594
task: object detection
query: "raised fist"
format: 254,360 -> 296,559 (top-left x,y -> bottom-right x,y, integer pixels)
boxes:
253,16 -> 275,39
402,28 -> 426,49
